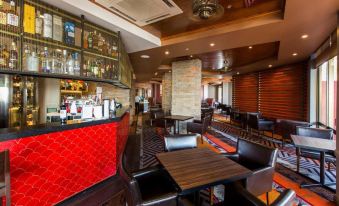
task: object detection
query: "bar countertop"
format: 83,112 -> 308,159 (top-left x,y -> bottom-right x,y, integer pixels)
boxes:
0,107 -> 130,142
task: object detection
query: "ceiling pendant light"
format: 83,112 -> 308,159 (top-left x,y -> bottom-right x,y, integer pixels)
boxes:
192,0 -> 224,20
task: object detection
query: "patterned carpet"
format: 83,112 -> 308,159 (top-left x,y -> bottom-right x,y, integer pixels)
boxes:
211,121 -> 337,187
139,114 -> 336,205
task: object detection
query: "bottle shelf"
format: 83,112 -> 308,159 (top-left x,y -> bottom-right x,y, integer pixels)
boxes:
0,0 -> 132,89
83,50 -> 118,61
23,35 -> 82,52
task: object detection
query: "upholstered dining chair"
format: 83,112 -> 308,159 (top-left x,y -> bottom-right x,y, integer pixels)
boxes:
151,110 -> 175,134
247,113 -> 274,138
119,140 -> 179,206
295,127 -> 335,172
0,150 -> 10,206
187,115 -> 211,144
164,134 -> 198,152
228,182 -> 296,206
222,138 -> 278,205
275,119 -> 310,147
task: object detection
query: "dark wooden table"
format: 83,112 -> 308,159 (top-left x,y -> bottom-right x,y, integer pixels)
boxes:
156,148 -> 252,205
164,115 -> 194,134
291,135 -> 336,188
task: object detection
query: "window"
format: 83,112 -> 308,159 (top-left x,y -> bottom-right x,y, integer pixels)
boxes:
317,56 -> 337,130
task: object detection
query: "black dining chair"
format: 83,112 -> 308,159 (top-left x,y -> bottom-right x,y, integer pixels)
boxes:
227,182 -> 296,206
119,140 -> 179,206
247,113 -> 274,138
164,134 -> 198,152
187,115 -> 211,144
275,119 -> 310,147
295,127 -> 335,172
222,138 -> 278,205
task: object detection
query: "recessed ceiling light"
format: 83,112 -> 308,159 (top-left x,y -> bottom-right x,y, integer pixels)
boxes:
165,51 -> 170,55
169,71 -> 171,73
292,53 -> 298,56
154,72 -> 158,76
210,43 -> 215,47
237,72 -> 240,75
301,34 -> 308,39
227,4 -> 232,9
268,64 -> 273,68
190,55 -> 193,58
185,48 -> 189,51
248,46 -> 253,49
140,55 -> 150,58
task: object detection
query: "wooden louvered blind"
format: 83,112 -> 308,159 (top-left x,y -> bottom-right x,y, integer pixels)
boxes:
232,73 -> 258,112
258,64 -> 307,121
232,63 -> 308,121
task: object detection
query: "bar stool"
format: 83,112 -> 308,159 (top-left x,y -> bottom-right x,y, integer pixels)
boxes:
0,150 -> 10,206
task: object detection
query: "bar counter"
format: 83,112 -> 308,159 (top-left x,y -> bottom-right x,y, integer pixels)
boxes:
0,107 -> 130,141
0,107 -> 130,206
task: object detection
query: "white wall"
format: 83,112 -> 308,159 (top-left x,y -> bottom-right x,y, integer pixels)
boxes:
309,68 -> 317,122
208,85 -> 216,99
222,82 -> 232,105
39,78 -> 60,123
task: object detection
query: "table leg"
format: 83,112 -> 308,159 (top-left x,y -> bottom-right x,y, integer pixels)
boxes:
194,190 -> 200,206
177,120 -> 180,134
296,147 -> 300,173
223,184 -> 231,206
320,151 -> 325,185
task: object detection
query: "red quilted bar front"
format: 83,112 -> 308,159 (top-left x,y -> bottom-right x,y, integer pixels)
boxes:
0,114 -> 129,206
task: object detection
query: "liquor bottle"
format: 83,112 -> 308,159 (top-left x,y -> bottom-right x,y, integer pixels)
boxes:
83,33 -> 88,49
0,0 -> 7,25
73,52 -> 80,76
85,60 -> 91,77
51,50 -> 59,73
43,13 -> 53,38
93,60 -> 99,78
7,0 -> 19,27
0,45 -> 7,68
27,50 -> 39,72
60,99 -> 67,124
100,61 -> 105,79
35,10 -> 43,36
53,15 -> 63,42
112,41 -> 118,58
98,33 -> 103,52
61,50 -> 67,74
41,47 -> 51,73
66,52 -> 74,75
92,30 -> 98,50
64,21 -> 75,45
23,3 -> 35,34
23,45 -> 30,71
8,42 -> 18,70
87,32 -> 93,49
102,40 -> 108,55
2,45 -> 9,67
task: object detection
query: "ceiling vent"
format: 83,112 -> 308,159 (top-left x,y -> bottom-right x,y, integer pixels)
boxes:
95,0 -> 183,26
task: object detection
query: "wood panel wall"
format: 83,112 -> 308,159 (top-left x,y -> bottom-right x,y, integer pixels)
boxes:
232,73 -> 259,112
232,62 -> 308,121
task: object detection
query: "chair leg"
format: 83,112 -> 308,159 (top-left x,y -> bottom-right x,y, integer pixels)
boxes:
210,187 -> 213,205
266,192 -> 269,206
296,147 -> 300,173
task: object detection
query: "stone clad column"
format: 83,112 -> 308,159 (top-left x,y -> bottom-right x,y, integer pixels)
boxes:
171,59 -> 202,132
162,72 -> 172,114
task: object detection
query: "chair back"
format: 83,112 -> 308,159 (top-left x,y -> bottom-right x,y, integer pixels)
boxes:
118,138 -> 142,205
247,113 -> 260,130
153,110 -> 165,119
275,119 -> 310,139
164,134 -> 198,152
202,115 -> 211,134
237,138 -> 278,167
296,127 -> 333,140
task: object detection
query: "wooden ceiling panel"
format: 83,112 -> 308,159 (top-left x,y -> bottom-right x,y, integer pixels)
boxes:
142,0 -> 284,39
